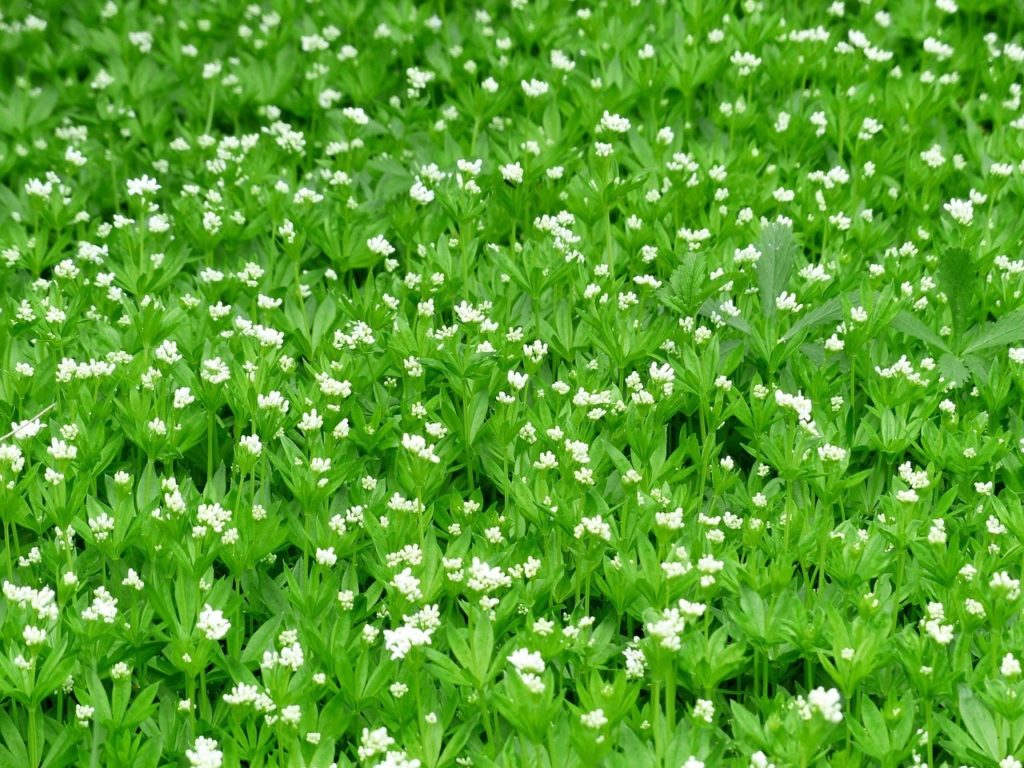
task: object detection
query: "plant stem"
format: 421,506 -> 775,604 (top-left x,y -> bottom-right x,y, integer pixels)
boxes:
652,679 -> 663,761
206,410 -> 216,487
665,661 -> 676,742
28,704 -> 39,768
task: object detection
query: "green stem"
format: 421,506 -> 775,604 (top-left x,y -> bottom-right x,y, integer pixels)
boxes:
27,704 -> 38,768
206,410 -> 216,487
3,515 -> 12,580
665,662 -> 676,742
925,697 -> 934,768
479,688 -> 496,755
200,668 -> 208,721
763,648 -> 770,700
652,679 -> 663,760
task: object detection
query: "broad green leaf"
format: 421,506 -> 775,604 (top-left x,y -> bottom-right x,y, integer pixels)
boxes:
963,309 -> 1024,355
757,222 -> 797,318
860,698 -> 890,756
729,701 -> 766,747
890,310 -> 951,354
959,686 -> 1000,759
780,294 -> 847,343
241,616 -> 284,665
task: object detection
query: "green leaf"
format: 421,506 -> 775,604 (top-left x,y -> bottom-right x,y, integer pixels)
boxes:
756,222 -> 797,319
729,701 -> 766,747
658,251 -> 707,316
241,616 -> 284,665
471,614 -> 494,684
135,461 -> 160,514
0,712 -> 27,767
890,311 -> 951,354
963,309 -> 1024,356
937,247 -> 975,341
122,684 -> 159,730
311,296 -> 337,353
860,698 -> 890,756
543,100 -> 562,141
938,352 -> 970,388
959,686 -> 1000,759
780,293 -> 849,343
467,388 -> 490,446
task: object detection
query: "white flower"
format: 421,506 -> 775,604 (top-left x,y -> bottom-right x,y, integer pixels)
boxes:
186,736 -> 223,768
507,648 -> 545,675
775,291 -> 804,313
500,162 -> 524,184
173,387 -> 196,409
391,567 -> 422,601
238,434 -> 263,457
82,587 -> 118,623
367,235 -> 396,256
943,197 -> 974,225
596,111 -> 631,133
409,179 -> 434,204
521,78 -> 549,97
358,727 -> 395,761
401,433 -> 440,464
1001,653 -> 1022,678
807,687 -> 843,722
581,709 -> 608,729
383,624 -> 433,660
574,515 -> 612,542
311,547 -> 336,568
693,698 -> 715,723
23,625 -> 47,646
126,174 -> 161,196
990,571 -> 1022,600
197,605 -> 231,641
818,443 -> 848,462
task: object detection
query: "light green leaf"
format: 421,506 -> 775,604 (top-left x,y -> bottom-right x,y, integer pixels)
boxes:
757,222 -> 797,318
959,686 -> 1000,759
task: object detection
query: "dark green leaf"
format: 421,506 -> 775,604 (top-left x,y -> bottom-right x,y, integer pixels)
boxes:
937,247 -> 975,341
658,251 -> 707,316
963,309 -> 1024,355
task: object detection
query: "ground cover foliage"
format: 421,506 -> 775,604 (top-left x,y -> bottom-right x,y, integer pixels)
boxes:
3,0 -> 1024,765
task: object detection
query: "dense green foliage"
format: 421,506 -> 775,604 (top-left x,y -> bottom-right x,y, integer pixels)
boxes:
3,0 -> 1024,766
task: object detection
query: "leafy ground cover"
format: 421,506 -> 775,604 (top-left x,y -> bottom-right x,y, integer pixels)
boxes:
3,0 -> 1024,766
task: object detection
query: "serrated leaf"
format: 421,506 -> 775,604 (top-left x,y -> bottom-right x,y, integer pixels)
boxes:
937,247 -> 975,341
658,252 -> 707,316
938,352 -> 970,387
